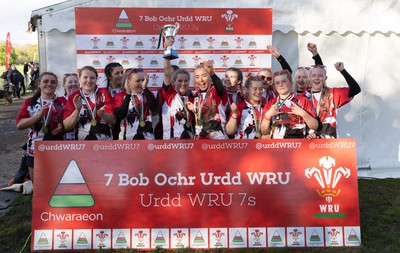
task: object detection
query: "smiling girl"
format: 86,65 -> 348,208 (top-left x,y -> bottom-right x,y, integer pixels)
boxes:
303,63 -> 361,138
226,75 -> 265,139
261,69 -> 319,139
59,73 -> 80,140
63,66 -> 116,140
105,62 -> 124,97
16,72 -> 66,181
186,61 -> 228,139
114,68 -> 158,140
158,40 -> 194,139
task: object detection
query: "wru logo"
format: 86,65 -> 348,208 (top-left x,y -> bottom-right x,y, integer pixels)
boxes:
305,156 -> 350,202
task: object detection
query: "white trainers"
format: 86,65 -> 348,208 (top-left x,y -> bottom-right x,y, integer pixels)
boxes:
0,180 -> 33,195
22,181 -> 33,195
1,184 -> 23,192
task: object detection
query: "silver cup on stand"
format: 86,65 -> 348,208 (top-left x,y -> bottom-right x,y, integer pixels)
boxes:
157,23 -> 180,60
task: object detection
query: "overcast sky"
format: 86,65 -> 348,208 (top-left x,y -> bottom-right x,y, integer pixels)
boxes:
1,0 -> 65,45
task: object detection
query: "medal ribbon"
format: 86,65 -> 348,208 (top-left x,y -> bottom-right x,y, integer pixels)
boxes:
194,93 -> 206,124
40,98 -> 53,132
131,93 -> 144,123
310,90 -> 323,115
182,96 -> 190,124
80,90 -> 97,123
250,103 -> 261,136
277,93 -> 294,110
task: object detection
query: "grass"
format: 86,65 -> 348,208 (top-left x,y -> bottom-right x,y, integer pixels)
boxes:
1,179 -> 399,252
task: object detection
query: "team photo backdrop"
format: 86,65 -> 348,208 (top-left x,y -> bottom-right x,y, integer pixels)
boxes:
32,139 -> 360,250
74,8 -> 273,90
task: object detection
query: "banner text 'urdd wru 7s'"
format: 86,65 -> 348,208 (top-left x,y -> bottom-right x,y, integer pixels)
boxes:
32,139 -> 360,250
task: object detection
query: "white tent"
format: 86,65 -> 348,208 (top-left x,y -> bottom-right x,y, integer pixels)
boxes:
30,0 -> 400,178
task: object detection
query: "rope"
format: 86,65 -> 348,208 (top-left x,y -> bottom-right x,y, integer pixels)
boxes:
19,232 -> 31,253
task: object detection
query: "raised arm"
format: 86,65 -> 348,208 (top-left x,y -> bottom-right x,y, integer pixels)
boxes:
138,73 -> 158,114
115,94 -> 131,120
225,103 -> 239,135
163,38 -> 174,88
63,94 -> 82,132
307,43 -> 324,66
203,60 -> 226,97
334,62 -> 361,97
267,45 -> 293,73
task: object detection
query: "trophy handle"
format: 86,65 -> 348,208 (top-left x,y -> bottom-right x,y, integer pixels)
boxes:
173,22 -> 180,37
157,27 -> 164,49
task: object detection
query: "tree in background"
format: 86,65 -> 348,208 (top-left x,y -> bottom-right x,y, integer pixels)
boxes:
0,42 -> 17,67
16,44 -> 38,64
0,42 -> 38,67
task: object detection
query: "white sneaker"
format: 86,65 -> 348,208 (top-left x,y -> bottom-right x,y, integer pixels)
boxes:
1,184 -> 23,192
22,181 -> 33,195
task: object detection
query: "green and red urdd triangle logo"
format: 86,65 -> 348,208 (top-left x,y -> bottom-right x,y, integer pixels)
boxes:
150,57 -> 159,66
248,37 -> 257,47
193,231 -> 205,243
178,57 -> 187,67
38,232 -> 50,245
192,37 -> 201,48
155,231 -> 166,243
106,37 -> 115,47
77,232 -> 89,245
115,9 -> 132,28
309,229 -> 321,242
49,160 -> 94,208
234,56 -> 243,65
232,231 -> 244,243
208,56 -> 215,65
347,229 -> 360,242
122,57 -> 130,66
271,230 -> 283,242
135,37 -> 144,47
220,37 -> 230,48
116,232 -> 128,244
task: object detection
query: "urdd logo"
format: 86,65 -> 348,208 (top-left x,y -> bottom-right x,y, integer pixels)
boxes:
49,160 -> 95,208
115,10 -> 132,28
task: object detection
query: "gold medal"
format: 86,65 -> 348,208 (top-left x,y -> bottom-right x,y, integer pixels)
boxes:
140,120 -> 146,127
42,126 -> 48,134
197,119 -> 203,126
186,122 -> 191,128
255,132 -> 261,138
91,119 -> 97,126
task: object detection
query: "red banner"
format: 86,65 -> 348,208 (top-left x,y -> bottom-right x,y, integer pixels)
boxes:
74,8 -> 273,88
5,32 -> 11,69
75,8 -> 273,35
32,139 -> 360,250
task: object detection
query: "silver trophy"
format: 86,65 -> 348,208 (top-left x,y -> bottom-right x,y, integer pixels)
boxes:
157,22 -> 180,60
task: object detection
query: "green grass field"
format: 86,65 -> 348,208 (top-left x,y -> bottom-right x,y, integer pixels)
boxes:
1,179 -> 399,253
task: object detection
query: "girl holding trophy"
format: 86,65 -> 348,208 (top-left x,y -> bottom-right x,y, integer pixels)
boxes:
158,38 -> 195,139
